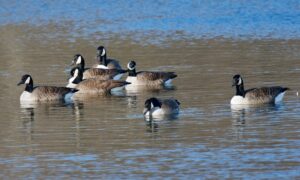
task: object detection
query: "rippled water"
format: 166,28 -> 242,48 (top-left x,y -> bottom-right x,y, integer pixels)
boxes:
1,1 -> 300,179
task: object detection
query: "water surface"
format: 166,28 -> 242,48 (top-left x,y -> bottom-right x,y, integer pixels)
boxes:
1,1 -> 300,179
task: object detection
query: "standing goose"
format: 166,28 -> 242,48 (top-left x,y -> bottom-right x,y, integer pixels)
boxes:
143,97 -> 180,118
18,74 -> 78,102
231,74 -> 289,105
93,46 -> 123,70
67,67 -> 130,94
126,60 -> 177,87
71,54 -> 126,80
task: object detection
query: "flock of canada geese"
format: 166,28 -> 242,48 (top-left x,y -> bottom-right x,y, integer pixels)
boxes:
17,46 -> 289,119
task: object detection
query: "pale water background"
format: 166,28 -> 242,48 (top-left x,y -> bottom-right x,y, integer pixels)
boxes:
0,0 -> 300,179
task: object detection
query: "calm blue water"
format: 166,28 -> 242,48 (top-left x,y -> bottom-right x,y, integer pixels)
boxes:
1,0 -> 300,39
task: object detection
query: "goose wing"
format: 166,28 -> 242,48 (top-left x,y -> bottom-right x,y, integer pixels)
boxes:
245,86 -> 288,103
137,71 -> 177,81
76,79 -> 129,91
101,80 -> 130,90
161,99 -> 180,113
33,86 -> 76,99
107,59 -> 122,70
83,68 -> 121,80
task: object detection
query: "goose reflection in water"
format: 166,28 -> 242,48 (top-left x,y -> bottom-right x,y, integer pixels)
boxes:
125,84 -> 176,97
144,112 -> 180,133
230,103 -> 285,125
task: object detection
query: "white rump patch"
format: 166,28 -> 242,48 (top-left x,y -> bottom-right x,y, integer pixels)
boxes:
275,92 -> 286,104
25,76 -> 31,84
164,79 -> 173,86
113,73 -> 124,80
64,92 -> 75,101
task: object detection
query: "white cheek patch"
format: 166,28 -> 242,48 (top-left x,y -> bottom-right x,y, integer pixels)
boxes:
127,62 -> 135,70
101,49 -> 106,56
76,56 -> 82,64
238,77 -> 242,85
151,102 -> 154,109
25,77 -> 31,84
74,69 -> 79,77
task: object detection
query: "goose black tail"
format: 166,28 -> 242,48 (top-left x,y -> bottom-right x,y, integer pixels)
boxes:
282,87 -> 290,92
169,72 -> 177,79
71,88 -> 79,93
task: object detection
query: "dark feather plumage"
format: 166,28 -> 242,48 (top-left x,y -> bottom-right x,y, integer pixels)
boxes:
244,86 -> 289,104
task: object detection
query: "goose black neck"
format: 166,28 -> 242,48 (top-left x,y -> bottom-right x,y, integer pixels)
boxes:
78,58 -> 85,70
128,69 -> 137,77
235,83 -> 245,97
98,55 -> 107,66
72,71 -> 83,84
72,75 -> 83,84
25,82 -> 34,93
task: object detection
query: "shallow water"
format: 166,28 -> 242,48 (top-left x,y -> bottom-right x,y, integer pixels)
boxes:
1,1 -> 300,179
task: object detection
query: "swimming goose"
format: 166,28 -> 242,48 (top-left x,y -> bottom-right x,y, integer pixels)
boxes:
231,74 -> 289,105
72,54 -> 126,80
143,97 -> 180,118
67,67 -> 130,94
93,46 -> 123,70
126,60 -> 177,87
18,74 -> 78,102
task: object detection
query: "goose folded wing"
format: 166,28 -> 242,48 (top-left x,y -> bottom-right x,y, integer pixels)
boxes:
33,86 -> 75,99
138,71 -> 177,81
84,68 -> 115,79
245,86 -> 286,99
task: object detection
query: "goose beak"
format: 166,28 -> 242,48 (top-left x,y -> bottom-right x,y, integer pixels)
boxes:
69,61 -> 75,66
143,108 -> 148,115
17,81 -> 23,86
232,80 -> 237,87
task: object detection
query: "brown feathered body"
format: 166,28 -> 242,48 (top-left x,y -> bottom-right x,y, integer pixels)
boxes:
126,71 -> 177,86
160,99 -> 181,114
243,87 -> 288,104
83,68 -> 125,80
20,86 -> 75,101
72,78 -> 129,94
143,97 -> 180,118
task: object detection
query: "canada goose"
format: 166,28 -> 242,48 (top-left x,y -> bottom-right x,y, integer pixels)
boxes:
143,97 -> 180,118
93,46 -> 123,70
71,54 -> 126,80
67,67 -> 130,94
231,74 -> 289,105
18,74 -> 78,102
126,60 -> 177,87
